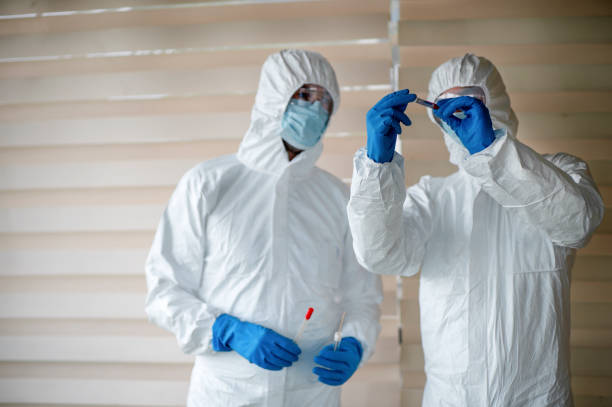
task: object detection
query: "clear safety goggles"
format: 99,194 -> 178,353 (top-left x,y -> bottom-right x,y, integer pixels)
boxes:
433,86 -> 487,126
291,84 -> 334,113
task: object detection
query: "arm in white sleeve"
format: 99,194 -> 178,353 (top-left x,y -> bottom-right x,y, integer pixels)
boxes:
462,133 -> 604,248
145,167 -> 220,355
338,224 -> 383,363
347,147 -> 434,277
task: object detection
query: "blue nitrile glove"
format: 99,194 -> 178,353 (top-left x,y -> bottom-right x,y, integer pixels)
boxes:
433,96 -> 496,154
212,314 -> 301,371
312,337 -> 363,386
366,89 -> 416,163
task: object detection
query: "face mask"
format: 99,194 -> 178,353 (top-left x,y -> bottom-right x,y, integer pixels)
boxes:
440,120 -> 462,146
281,99 -> 330,150
438,110 -> 466,146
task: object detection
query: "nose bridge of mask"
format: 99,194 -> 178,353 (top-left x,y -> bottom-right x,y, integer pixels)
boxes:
288,99 -> 329,124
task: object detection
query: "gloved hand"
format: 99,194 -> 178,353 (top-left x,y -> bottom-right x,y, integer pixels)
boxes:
312,337 -> 363,386
366,89 -> 416,163
212,313 -> 301,371
433,96 -> 495,154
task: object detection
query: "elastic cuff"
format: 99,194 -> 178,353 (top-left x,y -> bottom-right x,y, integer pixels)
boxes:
211,313 -> 234,352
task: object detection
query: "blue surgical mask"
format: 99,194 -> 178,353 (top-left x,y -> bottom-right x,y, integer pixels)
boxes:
439,110 -> 466,146
440,120 -> 462,146
281,99 -> 330,150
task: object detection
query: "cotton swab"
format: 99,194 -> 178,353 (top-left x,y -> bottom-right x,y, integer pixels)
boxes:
294,307 -> 314,343
333,312 -> 346,351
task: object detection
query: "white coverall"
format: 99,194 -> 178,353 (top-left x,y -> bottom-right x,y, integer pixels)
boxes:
347,54 -> 604,406
145,49 -> 382,406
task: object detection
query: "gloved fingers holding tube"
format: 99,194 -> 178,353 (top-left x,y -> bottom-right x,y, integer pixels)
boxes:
212,314 -> 301,371
366,89 -> 416,163
433,96 -> 496,155
312,337 -> 363,386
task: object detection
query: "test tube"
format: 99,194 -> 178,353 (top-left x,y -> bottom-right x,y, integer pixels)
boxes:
415,97 -> 439,110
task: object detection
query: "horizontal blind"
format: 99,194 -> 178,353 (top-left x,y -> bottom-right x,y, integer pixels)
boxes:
0,1 -> 401,405
395,1 -> 612,406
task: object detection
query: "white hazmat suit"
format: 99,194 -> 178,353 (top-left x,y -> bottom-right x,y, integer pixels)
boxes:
145,49 -> 382,406
347,54 -> 604,406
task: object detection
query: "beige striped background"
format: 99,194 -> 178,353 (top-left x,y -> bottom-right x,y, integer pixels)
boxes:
0,0 -> 610,406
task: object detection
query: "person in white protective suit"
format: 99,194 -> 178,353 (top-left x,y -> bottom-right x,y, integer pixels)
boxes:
347,53 -> 604,406
145,49 -> 382,406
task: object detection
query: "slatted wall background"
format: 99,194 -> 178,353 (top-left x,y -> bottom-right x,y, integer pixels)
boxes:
0,1 -> 402,405
394,1 -> 612,406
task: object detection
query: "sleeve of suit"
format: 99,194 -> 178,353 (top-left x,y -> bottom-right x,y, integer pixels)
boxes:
461,133 -> 604,248
347,147 -> 435,277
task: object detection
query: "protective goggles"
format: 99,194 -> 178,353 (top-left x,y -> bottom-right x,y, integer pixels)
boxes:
433,86 -> 487,126
291,85 -> 334,113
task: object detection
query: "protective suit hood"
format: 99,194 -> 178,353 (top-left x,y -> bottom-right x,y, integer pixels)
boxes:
426,53 -> 518,165
237,49 -> 340,177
